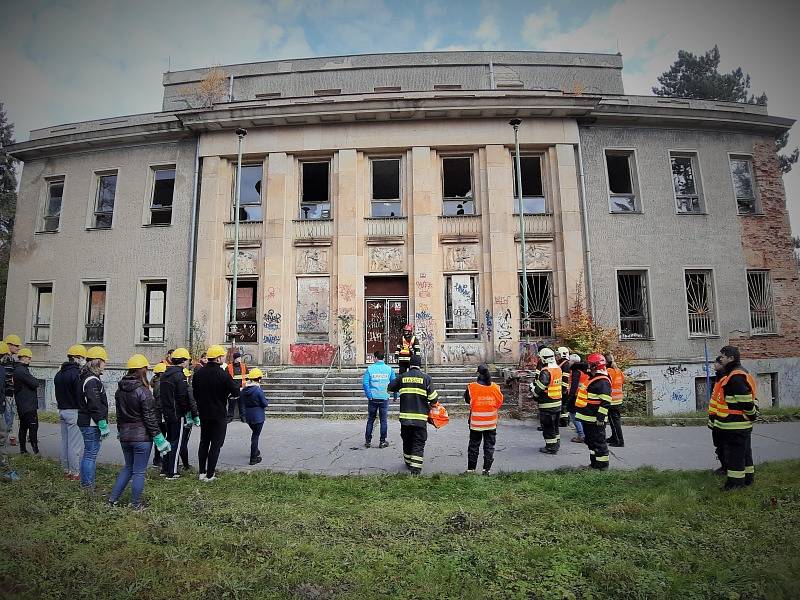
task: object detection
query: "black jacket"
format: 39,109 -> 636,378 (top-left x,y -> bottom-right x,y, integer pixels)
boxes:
151,377 -> 163,423
387,366 -> 438,428
13,363 -> 40,414
77,370 -> 109,427
159,365 -> 189,423
115,374 -> 161,443
54,361 -> 82,410
192,362 -> 240,422
2,355 -> 15,399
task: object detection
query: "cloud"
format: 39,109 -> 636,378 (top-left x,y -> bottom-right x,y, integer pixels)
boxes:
476,15 -> 500,48
521,4 -> 559,44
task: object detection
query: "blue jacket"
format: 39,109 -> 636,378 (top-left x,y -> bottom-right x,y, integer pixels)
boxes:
239,384 -> 268,424
362,361 -> 396,401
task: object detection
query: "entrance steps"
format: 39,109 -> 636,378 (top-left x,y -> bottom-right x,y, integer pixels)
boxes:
260,365 -> 511,416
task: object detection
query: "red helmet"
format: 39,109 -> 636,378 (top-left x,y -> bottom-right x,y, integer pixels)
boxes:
587,353 -> 607,369
403,323 -> 413,332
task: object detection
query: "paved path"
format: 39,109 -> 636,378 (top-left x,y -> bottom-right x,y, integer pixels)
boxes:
25,419 -> 800,476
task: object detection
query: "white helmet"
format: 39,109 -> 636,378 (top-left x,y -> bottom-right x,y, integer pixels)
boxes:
538,347 -> 557,366
557,346 -> 570,360
569,354 -> 581,363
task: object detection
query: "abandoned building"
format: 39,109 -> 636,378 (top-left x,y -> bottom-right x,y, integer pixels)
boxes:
5,50 -> 799,414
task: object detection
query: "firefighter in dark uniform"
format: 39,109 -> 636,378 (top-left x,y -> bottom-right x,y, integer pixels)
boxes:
533,348 -> 563,454
556,347 -> 571,427
575,353 -> 612,470
396,324 -> 421,375
709,345 -> 758,490
387,354 -> 438,474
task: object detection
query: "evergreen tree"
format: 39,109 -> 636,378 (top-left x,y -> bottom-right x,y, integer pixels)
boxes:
653,46 -> 797,173
0,103 -> 18,331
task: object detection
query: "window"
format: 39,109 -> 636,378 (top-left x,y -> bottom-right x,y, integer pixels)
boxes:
31,285 -> 53,342
747,270 -> 776,334
685,270 -> 717,337
150,168 -> 175,225
445,275 -> 478,339
605,150 -> 639,212
617,270 -> 652,339
371,158 -> 401,217
512,155 -> 546,214
92,172 -> 117,228
142,282 -> 167,342
670,152 -> 703,214
85,284 -> 106,343
730,156 -> 758,214
40,179 -> 63,232
442,157 -> 474,216
228,280 -> 258,343
300,161 -> 330,220
232,164 -> 263,221
519,272 -> 553,337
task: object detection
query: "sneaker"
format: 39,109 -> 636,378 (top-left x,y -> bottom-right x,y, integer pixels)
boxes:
158,472 -> 168,478
539,447 -> 558,455
198,473 -> 207,481
364,441 -> 371,448
378,440 -> 389,449
68,473 -> 81,481
202,475 -> 217,482
465,469 -> 476,474
482,469 -> 491,476
249,456 -> 262,465
536,426 -> 543,431
107,500 -> 119,508
165,474 -> 181,481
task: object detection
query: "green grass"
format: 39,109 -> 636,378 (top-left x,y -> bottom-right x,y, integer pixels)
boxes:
2,457 -> 800,600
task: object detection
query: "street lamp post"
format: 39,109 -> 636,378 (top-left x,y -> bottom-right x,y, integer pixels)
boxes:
510,119 -> 529,336
228,128 -> 247,344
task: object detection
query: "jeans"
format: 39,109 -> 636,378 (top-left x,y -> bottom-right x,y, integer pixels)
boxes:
0,412 -> 9,469
569,412 -> 584,438
365,399 -> 389,442
248,422 -> 263,459
59,409 -> 83,474
79,426 -> 102,488
109,441 -> 152,506
4,401 -> 14,433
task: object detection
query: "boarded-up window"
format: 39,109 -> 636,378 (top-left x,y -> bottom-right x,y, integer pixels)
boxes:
445,275 -> 478,339
297,277 -> 330,335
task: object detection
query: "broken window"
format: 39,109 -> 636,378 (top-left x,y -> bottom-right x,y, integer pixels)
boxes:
371,158 -> 401,217
85,283 -> 106,343
150,168 -> 175,225
142,281 -> 167,343
617,270 -> 651,339
41,179 -> 63,232
519,272 -> 553,337
32,284 -> 53,343
445,275 -> 478,339
685,270 -> 717,337
442,157 -> 474,216
747,270 -> 776,334
227,279 -> 258,343
92,172 -> 117,228
232,164 -> 263,222
300,161 -> 331,220
730,156 -> 758,214
671,152 -> 703,214
605,150 -> 638,212
512,155 -> 546,214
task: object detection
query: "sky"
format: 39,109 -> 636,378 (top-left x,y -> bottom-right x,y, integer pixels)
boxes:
1,0 -> 798,233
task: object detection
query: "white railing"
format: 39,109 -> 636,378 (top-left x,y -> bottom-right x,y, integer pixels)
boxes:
438,214 -> 482,237
293,219 -> 334,239
224,221 -> 263,244
364,216 -> 407,238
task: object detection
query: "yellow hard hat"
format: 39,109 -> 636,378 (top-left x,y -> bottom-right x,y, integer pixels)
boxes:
67,344 -> 88,358
172,347 -> 191,360
126,354 -> 149,370
4,334 -> 21,346
152,362 -> 167,374
246,367 -> 264,380
206,344 -> 226,360
86,346 -> 109,362
183,368 -> 193,378
0,341 -> 8,354
17,348 -> 33,359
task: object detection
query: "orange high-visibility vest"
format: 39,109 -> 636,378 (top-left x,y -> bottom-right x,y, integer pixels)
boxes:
544,366 -> 563,400
709,368 -> 757,428
467,382 -> 504,431
607,367 -> 625,406
575,374 -> 608,408
227,362 -> 247,388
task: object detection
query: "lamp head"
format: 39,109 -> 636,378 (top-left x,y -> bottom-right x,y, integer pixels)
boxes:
508,118 -> 522,128
235,127 -> 248,138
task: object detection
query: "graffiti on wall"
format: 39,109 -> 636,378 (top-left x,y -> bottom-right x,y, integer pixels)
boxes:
440,342 -> 485,365
338,283 -> 356,304
297,277 -> 330,334
290,343 -> 335,366
415,308 -> 435,361
338,311 -> 356,364
495,307 -> 513,357
415,273 -> 433,299
483,310 -> 493,341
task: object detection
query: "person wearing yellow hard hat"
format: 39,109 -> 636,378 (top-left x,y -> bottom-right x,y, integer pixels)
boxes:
239,367 -> 268,465
150,362 -> 167,469
191,344 -> 241,482
54,344 -> 88,480
0,341 -> 18,480
1,337 -> 20,447
77,346 -> 110,490
13,348 -> 40,455
157,347 -> 193,480
107,354 -> 170,509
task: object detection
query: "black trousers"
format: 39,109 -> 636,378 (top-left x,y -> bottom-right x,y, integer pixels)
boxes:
721,428 -> 754,488
467,429 -> 497,471
19,410 -> 39,453
607,406 -> 624,445
584,421 -> 609,469
400,424 -> 427,472
711,427 -> 726,470
539,408 -> 561,451
161,419 -> 184,477
180,417 -> 192,468
198,418 -> 228,478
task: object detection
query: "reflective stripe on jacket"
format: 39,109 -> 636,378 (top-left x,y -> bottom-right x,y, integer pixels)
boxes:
396,336 -> 421,362
607,367 -> 625,406
534,365 -> 562,410
387,367 -> 438,428
575,373 -> 612,423
467,382 -> 504,431
709,368 -> 757,430
227,362 -> 247,388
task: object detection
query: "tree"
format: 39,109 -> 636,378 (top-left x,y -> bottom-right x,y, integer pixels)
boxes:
0,103 -> 17,332
653,46 -> 797,173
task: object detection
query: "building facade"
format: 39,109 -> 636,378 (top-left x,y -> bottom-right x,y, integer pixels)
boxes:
5,51 -> 799,413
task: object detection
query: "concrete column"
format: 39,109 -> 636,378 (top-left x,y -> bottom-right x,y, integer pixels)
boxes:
554,143 -> 587,317
335,149 -> 362,365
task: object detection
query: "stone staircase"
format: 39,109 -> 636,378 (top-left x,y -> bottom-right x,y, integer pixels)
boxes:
261,366 -> 510,417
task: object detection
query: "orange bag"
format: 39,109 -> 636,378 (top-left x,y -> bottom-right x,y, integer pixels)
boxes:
428,402 -> 449,429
